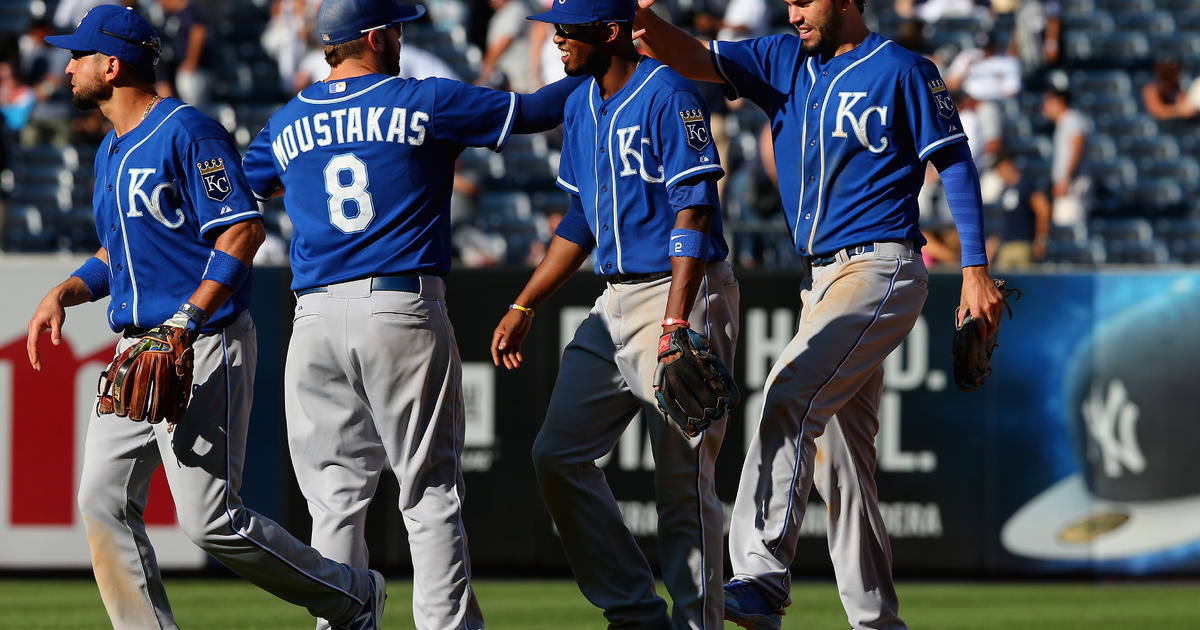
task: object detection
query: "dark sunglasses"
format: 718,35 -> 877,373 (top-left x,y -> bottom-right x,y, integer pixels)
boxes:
99,28 -> 162,55
554,21 -> 604,37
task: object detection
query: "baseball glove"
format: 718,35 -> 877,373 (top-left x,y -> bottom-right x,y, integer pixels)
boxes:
653,327 -> 740,437
98,323 -> 195,430
952,278 -> 1022,392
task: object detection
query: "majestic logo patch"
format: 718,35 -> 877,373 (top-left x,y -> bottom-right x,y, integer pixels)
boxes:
329,81 -> 347,94
679,109 -> 710,152
196,158 -> 232,202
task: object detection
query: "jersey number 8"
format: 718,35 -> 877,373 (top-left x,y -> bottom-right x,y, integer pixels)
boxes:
325,154 -> 375,233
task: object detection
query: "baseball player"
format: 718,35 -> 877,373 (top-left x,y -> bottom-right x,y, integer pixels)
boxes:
240,1 -> 583,628
24,6 -> 384,630
490,0 -> 738,627
634,0 -> 1006,628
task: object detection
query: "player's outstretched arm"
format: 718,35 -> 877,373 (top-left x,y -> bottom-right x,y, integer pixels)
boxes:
633,0 -> 721,83
27,247 -> 109,371
492,235 -> 591,371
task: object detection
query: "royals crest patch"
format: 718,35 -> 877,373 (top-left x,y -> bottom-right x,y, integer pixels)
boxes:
679,108 -> 711,152
196,158 -> 232,202
928,78 -> 956,119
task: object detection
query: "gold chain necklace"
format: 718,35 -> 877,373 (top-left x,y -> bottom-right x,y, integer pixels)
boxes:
142,95 -> 161,120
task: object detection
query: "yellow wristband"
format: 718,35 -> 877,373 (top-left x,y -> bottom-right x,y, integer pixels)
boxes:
509,303 -> 535,319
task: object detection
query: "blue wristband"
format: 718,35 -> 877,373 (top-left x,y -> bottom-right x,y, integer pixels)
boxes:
201,249 -> 250,290
71,256 -> 110,300
669,228 -> 710,259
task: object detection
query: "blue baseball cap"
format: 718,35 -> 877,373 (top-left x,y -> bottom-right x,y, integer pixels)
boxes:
319,0 -> 427,45
44,5 -> 160,68
527,0 -> 637,25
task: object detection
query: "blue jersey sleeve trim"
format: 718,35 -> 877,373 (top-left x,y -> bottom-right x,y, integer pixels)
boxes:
252,190 -> 272,202
492,92 -> 517,153
665,164 -> 724,189
556,176 -> 579,193
709,41 -> 741,101
296,76 -> 400,104
917,132 -> 967,161
199,210 -> 264,236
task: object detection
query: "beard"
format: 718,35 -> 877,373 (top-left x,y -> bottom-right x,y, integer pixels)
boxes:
384,39 -> 402,77
800,20 -> 841,58
71,77 -> 111,111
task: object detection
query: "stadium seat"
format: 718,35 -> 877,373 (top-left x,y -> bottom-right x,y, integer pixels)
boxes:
1096,114 -> 1157,143
1084,135 -> 1118,163
1106,239 -> 1170,265
1059,0 -> 1096,15
1062,13 -> 1116,37
1140,158 -> 1200,193
1124,136 -> 1181,162
458,147 -> 506,179
1155,217 -> 1200,252
1078,94 -> 1137,120
1045,239 -> 1106,266
1089,217 -> 1153,245
478,191 -> 534,230
1123,11 -> 1176,46
1094,0 -> 1154,14
1167,241 -> 1200,264
1049,223 -> 1088,246
1134,179 -> 1187,215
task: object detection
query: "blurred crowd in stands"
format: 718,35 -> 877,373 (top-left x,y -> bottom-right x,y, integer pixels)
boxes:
1,0 -> 1198,269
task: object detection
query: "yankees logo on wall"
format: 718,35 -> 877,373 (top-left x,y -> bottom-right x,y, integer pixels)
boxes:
196,157 -> 232,202
679,109 -> 711,152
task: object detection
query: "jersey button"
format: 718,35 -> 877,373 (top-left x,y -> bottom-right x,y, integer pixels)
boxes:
605,262 -> 612,270
602,185 -> 608,192
809,140 -> 816,147
120,302 -> 127,309
599,147 -> 605,153
107,185 -> 113,191
110,225 -> 116,231
603,224 -> 609,231
822,71 -> 829,76
115,264 -> 123,271
808,176 -> 816,183
812,102 -> 818,109
804,213 -> 811,220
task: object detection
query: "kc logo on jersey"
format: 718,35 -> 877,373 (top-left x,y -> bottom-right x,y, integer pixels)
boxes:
197,158 -> 232,202
616,125 -> 665,183
831,92 -> 889,154
679,109 -> 710,152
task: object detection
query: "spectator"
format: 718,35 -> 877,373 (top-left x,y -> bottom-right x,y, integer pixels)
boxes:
155,0 -> 212,105
956,89 -> 1002,169
1011,0 -> 1061,74
945,31 -> 1022,102
477,0 -> 535,92
1042,85 -> 1091,227
1143,58 -> 1198,122
53,0 -> 123,31
17,18 -> 73,145
528,0 -> 567,88
261,0 -> 321,96
0,62 -> 36,133
718,0 -> 770,41
987,152 -> 1051,269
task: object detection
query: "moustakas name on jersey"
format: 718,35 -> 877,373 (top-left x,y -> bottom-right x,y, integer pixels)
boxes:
242,74 -> 519,290
710,32 -> 966,256
557,57 -> 729,275
95,97 -> 261,332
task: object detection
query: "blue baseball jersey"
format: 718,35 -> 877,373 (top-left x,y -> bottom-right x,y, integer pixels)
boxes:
556,57 -> 727,276
242,74 -> 520,290
94,98 -> 260,332
710,32 -> 967,256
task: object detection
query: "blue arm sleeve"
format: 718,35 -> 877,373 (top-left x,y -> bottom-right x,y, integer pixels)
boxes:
930,142 -> 987,267
553,194 -> 596,251
513,75 -> 587,134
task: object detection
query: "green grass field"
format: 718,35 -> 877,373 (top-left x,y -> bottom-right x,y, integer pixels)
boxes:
1,577 -> 1199,629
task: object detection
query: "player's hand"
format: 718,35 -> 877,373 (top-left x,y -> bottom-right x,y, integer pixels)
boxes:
1052,180 -> 1069,198
26,288 -> 68,371
492,309 -> 533,371
632,0 -> 657,40
958,265 -> 1005,338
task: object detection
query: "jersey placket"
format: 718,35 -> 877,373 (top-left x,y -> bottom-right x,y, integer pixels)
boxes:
797,60 -> 830,256
595,91 -> 620,275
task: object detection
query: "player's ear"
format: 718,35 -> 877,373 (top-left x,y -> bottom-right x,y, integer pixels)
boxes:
605,22 -> 622,45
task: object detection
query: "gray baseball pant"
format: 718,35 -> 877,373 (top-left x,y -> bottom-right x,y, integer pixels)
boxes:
533,262 -> 739,630
285,276 -> 484,630
728,242 -> 927,630
77,311 -> 374,629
